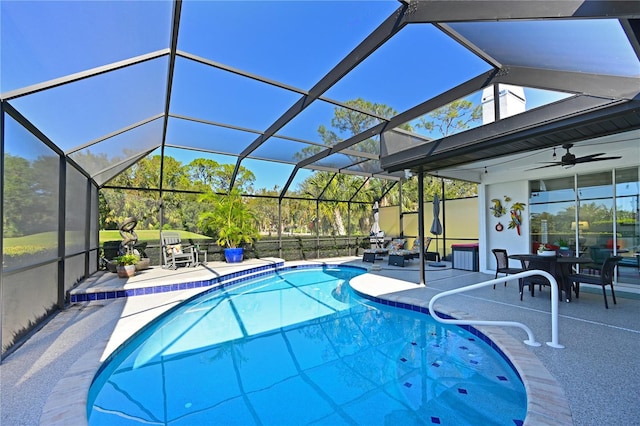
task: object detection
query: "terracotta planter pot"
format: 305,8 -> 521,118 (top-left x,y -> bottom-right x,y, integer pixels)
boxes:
117,264 -> 136,278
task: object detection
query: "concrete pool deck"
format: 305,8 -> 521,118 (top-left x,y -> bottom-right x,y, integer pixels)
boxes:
1,256 -> 639,425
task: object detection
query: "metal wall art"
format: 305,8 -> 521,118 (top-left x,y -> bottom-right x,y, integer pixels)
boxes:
490,196 -> 526,235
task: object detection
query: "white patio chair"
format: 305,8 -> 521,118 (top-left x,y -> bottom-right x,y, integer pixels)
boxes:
161,232 -> 196,269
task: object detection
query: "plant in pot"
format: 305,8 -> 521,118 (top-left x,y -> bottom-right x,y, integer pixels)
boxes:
537,243 -> 556,256
557,238 -> 569,250
198,189 -> 260,263
114,253 -> 139,278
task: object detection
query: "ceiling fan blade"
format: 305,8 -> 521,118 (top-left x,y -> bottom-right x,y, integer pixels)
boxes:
574,155 -> 622,164
573,153 -> 606,161
527,150 -> 622,171
526,162 -> 562,171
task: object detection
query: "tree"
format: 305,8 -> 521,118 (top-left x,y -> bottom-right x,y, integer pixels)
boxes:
218,163 -> 255,194
101,154 -> 259,232
198,189 -> 260,248
2,154 -> 60,237
295,98 -> 411,162
293,98 -> 477,225
413,99 -> 480,200
292,99 -> 413,234
318,98 -> 400,155
250,188 -> 280,236
298,173 -> 351,235
3,154 -> 36,237
187,158 -> 220,190
416,99 -> 482,138
187,161 -> 255,194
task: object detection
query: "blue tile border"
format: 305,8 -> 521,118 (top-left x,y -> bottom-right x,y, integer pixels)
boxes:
68,262 -> 286,304
68,262 -> 366,305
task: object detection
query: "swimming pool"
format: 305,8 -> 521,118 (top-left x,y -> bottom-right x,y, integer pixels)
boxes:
87,265 -> 526,425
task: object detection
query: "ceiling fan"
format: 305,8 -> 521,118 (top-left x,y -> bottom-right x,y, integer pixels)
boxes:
527,144 -> 621,170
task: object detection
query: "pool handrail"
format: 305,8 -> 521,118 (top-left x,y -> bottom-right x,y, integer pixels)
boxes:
428,270 -> 564,349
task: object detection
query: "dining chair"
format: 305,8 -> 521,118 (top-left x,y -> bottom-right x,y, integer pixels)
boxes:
491,249 -> 525,289
519,258 -> 555,300
568,256 -> 622,309
583,246 -> 611,274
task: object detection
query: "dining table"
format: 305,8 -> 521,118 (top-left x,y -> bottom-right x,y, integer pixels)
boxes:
509,253 -> 594,302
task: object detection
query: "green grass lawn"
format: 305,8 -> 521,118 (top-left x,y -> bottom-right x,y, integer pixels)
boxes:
4,230 -> 365,256
3,231 -> 58,249
3,232 -> 59,256
3,230 -> 211,253
100,230 -> 211,244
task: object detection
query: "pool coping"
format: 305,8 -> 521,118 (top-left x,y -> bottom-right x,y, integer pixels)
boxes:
67,261 -> 286,302
40,261 -> 571,425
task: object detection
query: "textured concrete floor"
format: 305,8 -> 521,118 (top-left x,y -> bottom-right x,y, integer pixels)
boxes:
1,257 -> 639,425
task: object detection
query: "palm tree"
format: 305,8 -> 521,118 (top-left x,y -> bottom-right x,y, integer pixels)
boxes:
198,189 -> 260,249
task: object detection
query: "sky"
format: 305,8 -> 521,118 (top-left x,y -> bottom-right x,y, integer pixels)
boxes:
2,1 -> 635,191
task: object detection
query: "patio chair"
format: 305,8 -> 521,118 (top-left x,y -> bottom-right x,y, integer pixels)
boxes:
519,258 -> 554,300
407,237 -> 432,259
583,246 -> 611,274
362,239 -> 390,263
421,237 -> 443,261
568,256 -> 622,309
161,231 -> 196,269
387,239 -> 413,267
492,249 -> 525,289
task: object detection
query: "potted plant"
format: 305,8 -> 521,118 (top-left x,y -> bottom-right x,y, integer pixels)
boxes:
537,243 -> 556,256
198,189 -> 260,263
557,238 -> 569,250
114,253 -> 139,278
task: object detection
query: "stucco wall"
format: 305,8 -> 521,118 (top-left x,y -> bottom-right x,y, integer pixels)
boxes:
378,198 -> 480,254
377,187 -> 532,273
482,181 -> 530,272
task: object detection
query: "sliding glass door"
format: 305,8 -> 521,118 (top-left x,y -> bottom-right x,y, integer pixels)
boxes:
530,167 -> 639,286
530,176 -> 575,253
615,168 -> 640,284
577,171 -> 614,268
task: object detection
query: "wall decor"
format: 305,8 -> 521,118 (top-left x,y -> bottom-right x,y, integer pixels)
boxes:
490,196 -> 509,217
508,202 -> 526,235
490,196 -> 526,234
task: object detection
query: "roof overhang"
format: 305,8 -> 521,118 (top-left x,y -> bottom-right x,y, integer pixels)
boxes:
381,95 -> 640,175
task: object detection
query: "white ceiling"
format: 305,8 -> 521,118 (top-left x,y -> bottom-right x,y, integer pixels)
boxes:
435,129 -> 640,184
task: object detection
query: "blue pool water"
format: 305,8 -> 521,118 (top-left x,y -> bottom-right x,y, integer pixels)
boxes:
88,266 -> 526,425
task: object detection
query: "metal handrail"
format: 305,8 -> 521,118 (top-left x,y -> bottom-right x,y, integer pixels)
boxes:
428,270 -> 564,349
